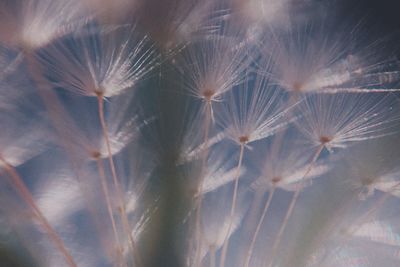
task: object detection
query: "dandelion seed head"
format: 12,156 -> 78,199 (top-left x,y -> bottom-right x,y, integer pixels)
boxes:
251,135 -> 330,192
239,135 -> 249,144
297,93 -> 400,150
265,12 -> 400,95
176,36 -> 250,105
90,150 -> 101,159
271,176 -> 282,185
202,89 -> 215,102
39,24 -> 158,98
319,135 -> 333,144
218,74 -> 299,146
292,81 -> 304,92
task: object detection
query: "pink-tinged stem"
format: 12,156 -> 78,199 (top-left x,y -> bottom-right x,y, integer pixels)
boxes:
0,157 -> 77,267
267,144 -> 324,267
244,187 -> 276,267
94,157 -> 125,265
194,101 -> 212,267
97,95 -> 142,267
219,143 -> 245,267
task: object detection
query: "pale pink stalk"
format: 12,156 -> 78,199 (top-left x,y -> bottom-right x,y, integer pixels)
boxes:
0,156 -> 77,267
244,187 -> 275,267
266,144 -> 324,267
94,155 -> 124,263
219,142 -> 245,267
195,101 -> 212,267
97,95 -> 143,267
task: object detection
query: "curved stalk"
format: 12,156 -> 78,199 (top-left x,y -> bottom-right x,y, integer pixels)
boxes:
0,157 -> 77,267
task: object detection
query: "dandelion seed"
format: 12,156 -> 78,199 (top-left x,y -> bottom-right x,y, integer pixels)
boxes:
176,36 -> 250,105
38,23 -> 158,266
218,75 -> 299,146
252,139 -> 330,192
267,92 -> 400,266
349,166 -> 400,201
217,70 -> 300,267
297,93 -> 400,150
352,220 -> 400,247
244,135 -> 330,267
175,37 -> 249,262
265,16 -> 400,94
40,24 -> 157,98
